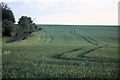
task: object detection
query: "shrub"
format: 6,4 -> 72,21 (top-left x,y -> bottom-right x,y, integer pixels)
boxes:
2,20 -> 17,37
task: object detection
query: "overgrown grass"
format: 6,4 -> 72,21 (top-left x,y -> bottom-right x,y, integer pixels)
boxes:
2,33 -> 30,43
2,25 -> 119,78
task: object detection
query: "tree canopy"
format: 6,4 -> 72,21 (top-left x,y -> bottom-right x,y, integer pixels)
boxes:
2,2 -> 40,38
18,16 -> 36,33
2,2 -> 15,23
2,20 -> 17,37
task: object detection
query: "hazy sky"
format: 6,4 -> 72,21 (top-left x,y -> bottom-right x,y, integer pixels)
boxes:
2,0 -> 119,25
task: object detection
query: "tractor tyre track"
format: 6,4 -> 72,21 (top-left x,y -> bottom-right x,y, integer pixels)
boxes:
51,44 -> 118,62
70,30 -> 98,45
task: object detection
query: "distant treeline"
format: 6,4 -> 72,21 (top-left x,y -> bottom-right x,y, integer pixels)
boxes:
1,2 -> 41,37
38,24 -> 119,27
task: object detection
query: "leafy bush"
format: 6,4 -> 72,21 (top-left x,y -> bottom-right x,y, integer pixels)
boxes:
2,20 -> 17,37
2,2 -> 15,23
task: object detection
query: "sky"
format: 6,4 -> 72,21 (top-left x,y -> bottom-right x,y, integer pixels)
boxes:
1,0 -> 119,25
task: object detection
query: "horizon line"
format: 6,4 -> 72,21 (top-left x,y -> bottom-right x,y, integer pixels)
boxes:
36,24 -> 118,26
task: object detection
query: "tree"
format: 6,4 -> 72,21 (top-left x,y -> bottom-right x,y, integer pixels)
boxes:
27,17 -> 33,33
17,24 -> 22,35
18,16 -> 30,33
2,2 -> 15,23
27,17 -> 33,24
2,20 -> 17,37
1,3 -> 40,39
18,16 -> 38,33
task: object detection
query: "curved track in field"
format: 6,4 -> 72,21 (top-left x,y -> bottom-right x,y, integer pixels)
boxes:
50,29 -> 118,63
51,45 -> 117,62
70,30 -> 98,45
39,31 -> 53,43
51,44 -> 118,62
